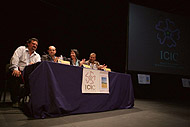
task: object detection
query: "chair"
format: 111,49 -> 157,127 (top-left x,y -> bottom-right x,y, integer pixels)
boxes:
0,64 -> 28,108
0,64 -> 10,103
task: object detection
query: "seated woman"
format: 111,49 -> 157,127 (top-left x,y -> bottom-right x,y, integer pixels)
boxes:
67,49 -> 85,67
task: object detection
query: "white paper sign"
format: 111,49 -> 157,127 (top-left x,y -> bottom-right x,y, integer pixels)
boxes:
82,68 -> 109,93
99,71 -> 109,93
137,74 -> 150,84
182,78 -> 190,88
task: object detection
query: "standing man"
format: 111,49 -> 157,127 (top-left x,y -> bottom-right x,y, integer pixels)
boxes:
85,53 -> 107,70
41,46 -> 59,62
9,38 -> 41,107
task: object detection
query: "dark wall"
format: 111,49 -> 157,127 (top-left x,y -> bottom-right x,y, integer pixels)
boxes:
1,1 -> 128,84
1,0 -> 189,100
129,71 -> 190,101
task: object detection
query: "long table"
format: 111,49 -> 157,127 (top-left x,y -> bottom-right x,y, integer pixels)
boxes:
23,61 -> 134,118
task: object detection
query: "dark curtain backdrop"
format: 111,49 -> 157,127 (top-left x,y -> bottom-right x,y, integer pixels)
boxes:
1,0 -> 189,99
1,0 -> 129,85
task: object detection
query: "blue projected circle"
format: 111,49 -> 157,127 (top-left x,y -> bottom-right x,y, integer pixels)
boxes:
155,19 -> 180,48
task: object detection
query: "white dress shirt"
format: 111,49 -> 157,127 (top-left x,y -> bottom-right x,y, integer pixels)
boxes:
9,46 -> 41,71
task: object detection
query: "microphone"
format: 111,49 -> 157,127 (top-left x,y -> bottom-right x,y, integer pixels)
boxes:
43,52 -> 52,59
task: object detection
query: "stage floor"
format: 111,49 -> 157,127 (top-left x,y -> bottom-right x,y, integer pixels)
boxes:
0,94 -> 189,127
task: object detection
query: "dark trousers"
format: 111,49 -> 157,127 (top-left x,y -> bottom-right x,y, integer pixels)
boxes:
7,71 -> 24,103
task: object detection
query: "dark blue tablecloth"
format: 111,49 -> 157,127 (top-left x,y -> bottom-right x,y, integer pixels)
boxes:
24,61 -> 134,118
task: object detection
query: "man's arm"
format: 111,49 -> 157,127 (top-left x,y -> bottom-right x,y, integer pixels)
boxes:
9,46 -> 24,71
30,53 -> 41,64
96,61 -> 107,70
98,64 -> 107,70
9,46 -> 24,77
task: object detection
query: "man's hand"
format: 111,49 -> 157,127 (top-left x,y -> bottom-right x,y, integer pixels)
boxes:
80,59 -> 86,66
54,57 -> 59,62
98,64 -> 107,70
12,70 -> 21,77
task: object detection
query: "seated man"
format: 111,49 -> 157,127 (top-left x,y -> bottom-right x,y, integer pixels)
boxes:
41,46 -> 59,62
85,53 -> 107,70
9,38 -> 41,107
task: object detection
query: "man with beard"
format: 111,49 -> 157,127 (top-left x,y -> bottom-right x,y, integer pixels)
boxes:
85,53 -> 107,70
41,46 -> 60,62
9,38 -> 41,107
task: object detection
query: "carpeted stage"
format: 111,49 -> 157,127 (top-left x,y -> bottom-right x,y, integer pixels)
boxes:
0,94 -> 189,127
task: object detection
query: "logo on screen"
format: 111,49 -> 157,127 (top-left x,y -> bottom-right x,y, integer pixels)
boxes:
155,19 -> 180,48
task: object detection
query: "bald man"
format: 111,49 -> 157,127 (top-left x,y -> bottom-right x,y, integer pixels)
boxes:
41,46 -> 59,62
85,53 -> 107,70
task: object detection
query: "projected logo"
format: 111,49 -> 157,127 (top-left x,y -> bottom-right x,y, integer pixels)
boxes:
155,19 -> 180,48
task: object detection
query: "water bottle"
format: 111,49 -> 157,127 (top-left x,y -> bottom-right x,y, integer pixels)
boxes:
58,55 -> 63,63
60,55 -> 63,60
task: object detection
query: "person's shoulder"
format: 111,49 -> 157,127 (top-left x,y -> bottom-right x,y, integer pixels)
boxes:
18,45 -> 25,48
16,46 -> 26,50
14,46 -> 26,53
94,61 -> 100,66
85,60 -> 90,64
94,61 -> 100,64
85,60 -> 90,63
35,52 -> 41,57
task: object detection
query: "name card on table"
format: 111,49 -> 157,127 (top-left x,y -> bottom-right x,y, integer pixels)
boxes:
58,60 -> 70,65
83,64 -> 91,68
82,68 -> 109,94
104,68 -> 111,72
